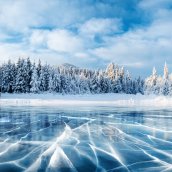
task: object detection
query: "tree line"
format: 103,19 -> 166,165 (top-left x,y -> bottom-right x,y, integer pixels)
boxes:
0,58 -> 171,96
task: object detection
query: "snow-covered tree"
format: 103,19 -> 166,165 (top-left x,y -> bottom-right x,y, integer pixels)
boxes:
30,64 -> 40,93
25,57 -> 32,92
15,59 -> 27,93
39,64 -> 50,92
89,71 -> 100,94
113,67 -> 122,93
136,76 -> 144,94
160,63 -> 170,95
124,70 -> 132,94
163,62 -> 168,80
1,60 -> 16,93
144,67 -> 158,95
79,72 -> 90,94
98,71 -> 109,93
106,63 -> 115,81
2,58 -> 172,96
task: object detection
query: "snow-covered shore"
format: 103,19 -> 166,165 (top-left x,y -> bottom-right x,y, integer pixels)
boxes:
1,93 -> 172,108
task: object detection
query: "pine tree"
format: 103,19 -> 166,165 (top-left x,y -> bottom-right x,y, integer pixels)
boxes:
37,59 -> 42,78
144,67 -> 158,95
160,63 -> 169,95
106,63 -> 115,80
25,57 -> 32,92
1,60 -> 16,93
98,71 -> 109,93
30,64 -> 40,93
39,65 -> 50,92
15,58 -> 27,93
79,72 -> 90,94
124,70 -> 132,94
48,70 -> 54,93
1,58 -> 172,96
137,76 -> 144,94
60,74 -> 68,94
0,66 -> 2,93
168,74 -> 172,96
89,71 -> 100,94
164,62 -> 168,80
53,73 -> 61,93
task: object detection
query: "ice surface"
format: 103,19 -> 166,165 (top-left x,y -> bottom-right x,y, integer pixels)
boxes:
0,106 -> 172,171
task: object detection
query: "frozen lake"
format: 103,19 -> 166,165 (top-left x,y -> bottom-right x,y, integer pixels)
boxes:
0,106 -> 172,172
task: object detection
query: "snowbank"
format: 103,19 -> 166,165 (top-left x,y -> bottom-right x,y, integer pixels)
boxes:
1,93 -> 172,108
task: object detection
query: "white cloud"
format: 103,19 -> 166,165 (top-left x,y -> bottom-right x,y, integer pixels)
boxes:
74,52 -> 89,59
90,18 -> 172,69
29,30 -> 48,47
0,0 -> 172,76
139,0 -> 172,10
29,29 -> 84,53
47,29 -> 83,53
79,18 -> 121,36
0,1 -> 47,32
0,42 -> 67,65
0,0 -> 104,32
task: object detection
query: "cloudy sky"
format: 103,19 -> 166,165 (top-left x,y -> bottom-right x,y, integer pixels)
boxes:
0,0 -> 172,77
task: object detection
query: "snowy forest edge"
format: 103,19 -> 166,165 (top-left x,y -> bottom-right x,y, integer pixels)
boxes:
0,58 -> 171,96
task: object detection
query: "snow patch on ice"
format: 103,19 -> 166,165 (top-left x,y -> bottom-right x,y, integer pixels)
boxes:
1,93 -> 172,108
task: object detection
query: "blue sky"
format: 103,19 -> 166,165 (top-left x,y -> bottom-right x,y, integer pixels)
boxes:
0,0 -> 172,77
